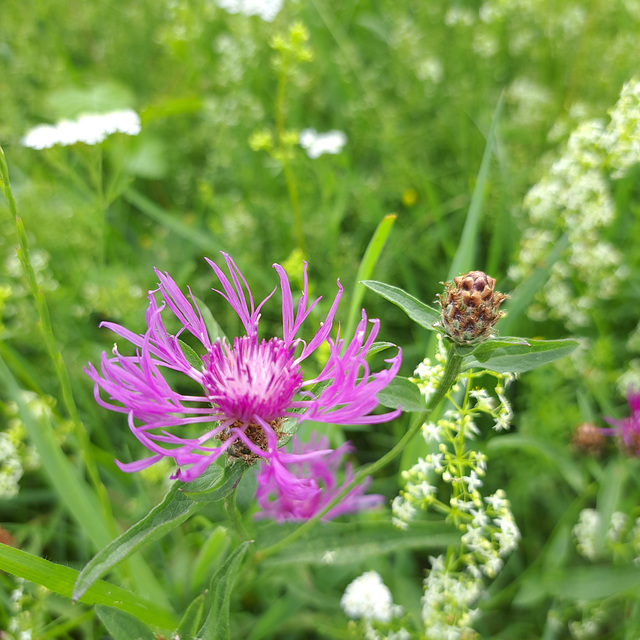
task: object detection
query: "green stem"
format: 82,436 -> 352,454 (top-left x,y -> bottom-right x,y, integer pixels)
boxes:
0,145 -> 115,535
275,55 -> 306,255
257,349 -> 463,560
224,491 -> 250,542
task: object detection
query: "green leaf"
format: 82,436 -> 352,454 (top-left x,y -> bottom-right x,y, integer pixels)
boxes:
362,280 -> 441,331
367,341 -> 397,356
258,520 -> 459,566
487,434 -> 585,494
182,461 -> 247,503
445,92 -> 504,280
199,541 -> 253,640
0,543 -> 177,631
124,188 -> 218,252
96,605 -> 157,640
176,593 -> 207,639
460,338 -> 579,374
543,566 -> 640,600
376,376 -> 426,412
73,464 -> 228,601
345,213 -> 396,342
192,526 -> 231,592
178,338 -> 204,370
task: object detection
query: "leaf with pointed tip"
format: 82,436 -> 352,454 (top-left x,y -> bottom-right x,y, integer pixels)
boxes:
73,464 -> 226,601
376,376 -> 426,412
181,461 -> 247,503
96,605 -> 157,640
178,338 -> 204,370
461,338 -> 578,374
362,280 -> 441,331
199,541 -> 253,640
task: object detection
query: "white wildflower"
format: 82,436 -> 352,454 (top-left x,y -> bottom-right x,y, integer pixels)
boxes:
299,128 -> 347,159
22,109 -> 141,149
215,0 -> 283,22
341,571 -> 399,623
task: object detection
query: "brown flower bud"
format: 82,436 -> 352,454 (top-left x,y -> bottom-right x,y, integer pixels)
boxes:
436,271 -> 507,345
571,422 -> 606,456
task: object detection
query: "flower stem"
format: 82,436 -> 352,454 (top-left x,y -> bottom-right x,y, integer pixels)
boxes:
256,348 -> 463,560
275,55 -> 306,256
0,144 -> 115,534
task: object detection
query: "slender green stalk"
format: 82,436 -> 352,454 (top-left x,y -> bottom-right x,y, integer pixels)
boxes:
224,490 -> 250,542
275,56 -> 306,255
257,350 -> 463,560
0,144 -> 115,534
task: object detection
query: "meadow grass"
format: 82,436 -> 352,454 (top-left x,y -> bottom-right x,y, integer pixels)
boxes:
1,1 -> 640,638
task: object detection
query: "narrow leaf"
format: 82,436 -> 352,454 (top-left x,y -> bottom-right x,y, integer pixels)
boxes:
376,376 -> 426,412
367,341 -> 397,356
194,295 -> 227,343
199,541 -> 253,640
461,338 -> 579,374
124,188 -> 217,251
362,280 -> 440,331
345,213 -> 396,341
182,461 -> 247,503
177,593 -> 207,639
96,605 -> 157,640
258,520 -> 459,566
446,92 -> 504,280
0,543 -> 177,630
178,338 -> 204,370
73,465 -> 227,601
488,434 -> 585,494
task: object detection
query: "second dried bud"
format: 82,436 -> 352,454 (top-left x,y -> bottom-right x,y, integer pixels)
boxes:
437,271 -> 507,345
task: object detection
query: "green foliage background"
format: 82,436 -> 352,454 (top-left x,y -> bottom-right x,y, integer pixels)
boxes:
1,1 -> 640,638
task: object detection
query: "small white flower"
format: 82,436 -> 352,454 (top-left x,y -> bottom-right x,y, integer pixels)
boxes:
299,128 -> 347,159
463,470 -> 483,493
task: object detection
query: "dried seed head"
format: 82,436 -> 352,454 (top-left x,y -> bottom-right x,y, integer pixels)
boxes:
436,270 -> 507,345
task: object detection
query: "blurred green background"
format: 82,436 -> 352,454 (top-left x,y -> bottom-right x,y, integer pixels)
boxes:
2,1 -> 640,638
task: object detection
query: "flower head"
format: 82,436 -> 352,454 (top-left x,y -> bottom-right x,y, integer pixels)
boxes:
86,253 -> 401,484
602,387 -> 640,454
437,270 -> 507,345
254,434 -> 384,522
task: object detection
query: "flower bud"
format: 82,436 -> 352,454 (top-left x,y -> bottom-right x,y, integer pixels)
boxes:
437,271 -> 507,345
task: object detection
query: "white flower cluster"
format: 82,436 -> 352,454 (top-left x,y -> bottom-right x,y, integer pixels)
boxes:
215,0 -> 283,22
341,571 -> 402,623
1,394 -> 43,499
421,555 -> 482,640
341,571 -> 409,639
510,79 -> 640,328
22,109 -> 141,150
574,508 -> 640,564
299,128 -> 347,159
411,334 -> 450,403
7,578 -> 33,640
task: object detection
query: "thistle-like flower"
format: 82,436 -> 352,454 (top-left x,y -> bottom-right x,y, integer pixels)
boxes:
86,253 -> 401,488
436,270 -> 507,345
254,435 -> 384,522
602,387 -> 640,454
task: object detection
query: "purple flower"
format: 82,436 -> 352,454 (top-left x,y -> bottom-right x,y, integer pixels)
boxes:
603,387 -> 640,454
254,434 -> 385,522
86,253 -> 401,485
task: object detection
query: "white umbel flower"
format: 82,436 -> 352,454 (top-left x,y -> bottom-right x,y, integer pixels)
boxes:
22,109 -> 141,149
341,571 -> 400,623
